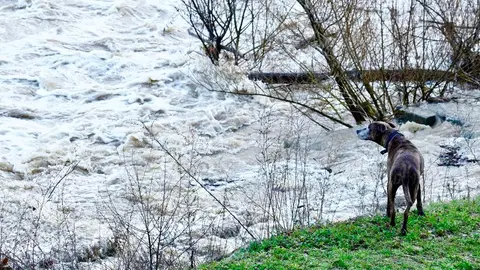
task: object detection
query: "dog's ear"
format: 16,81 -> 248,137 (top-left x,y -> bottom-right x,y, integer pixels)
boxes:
371,123 -> 387,132
387,122 -> 398,129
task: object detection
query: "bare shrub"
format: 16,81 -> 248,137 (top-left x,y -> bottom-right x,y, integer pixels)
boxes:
243,106 -> 318,237
371,161 -> 387,213
315,169 -> 335,221
100,124 -> 260,269
101,152 -> 199,269
0,161 -> 96,269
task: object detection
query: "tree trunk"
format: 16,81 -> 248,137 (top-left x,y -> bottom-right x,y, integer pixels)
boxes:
298,0 -> 366,123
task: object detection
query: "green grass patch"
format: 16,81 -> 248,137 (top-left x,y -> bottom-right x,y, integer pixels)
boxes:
201,197 -> 480,269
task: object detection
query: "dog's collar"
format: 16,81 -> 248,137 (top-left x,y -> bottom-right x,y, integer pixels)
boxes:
380,130 -> 402,155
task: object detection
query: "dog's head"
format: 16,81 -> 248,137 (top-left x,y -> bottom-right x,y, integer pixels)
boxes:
356,121 -> 398,144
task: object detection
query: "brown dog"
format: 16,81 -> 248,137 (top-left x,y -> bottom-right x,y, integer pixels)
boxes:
357,121 -> 425,235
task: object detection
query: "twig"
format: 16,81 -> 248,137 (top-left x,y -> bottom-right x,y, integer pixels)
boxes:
142,122 -> 257,240
47,161 -> 80,201
209,88 -> 353,128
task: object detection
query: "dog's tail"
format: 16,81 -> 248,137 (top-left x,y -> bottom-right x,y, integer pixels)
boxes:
403,170 -> 420,207
402,185 -> 414,207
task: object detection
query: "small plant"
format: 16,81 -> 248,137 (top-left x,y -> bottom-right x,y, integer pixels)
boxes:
0,257 -> 12,270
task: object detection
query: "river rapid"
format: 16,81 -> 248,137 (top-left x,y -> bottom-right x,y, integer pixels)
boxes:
1,0 -> 480,268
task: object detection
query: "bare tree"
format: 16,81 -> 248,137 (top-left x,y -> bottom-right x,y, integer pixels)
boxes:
183,0 -> 251,65
296,0 -> 370,123
418,0 -> 480,84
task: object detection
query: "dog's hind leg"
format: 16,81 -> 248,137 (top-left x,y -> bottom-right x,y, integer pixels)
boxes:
401,184 -> 415,236
417,183 -> 425,216
387,183 -> 400,226
401,202 -> 412,236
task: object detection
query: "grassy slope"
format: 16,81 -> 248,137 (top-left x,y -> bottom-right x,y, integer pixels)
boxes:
202,198 -> 480,269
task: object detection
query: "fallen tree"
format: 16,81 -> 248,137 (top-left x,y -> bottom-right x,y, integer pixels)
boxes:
247,69 -> 476,85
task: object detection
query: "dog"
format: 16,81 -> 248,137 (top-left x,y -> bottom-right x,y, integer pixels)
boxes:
357,121 -> 425,235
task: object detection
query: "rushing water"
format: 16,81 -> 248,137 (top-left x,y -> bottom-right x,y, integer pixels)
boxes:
1,0 -> 480,267
0,0 -> 296,265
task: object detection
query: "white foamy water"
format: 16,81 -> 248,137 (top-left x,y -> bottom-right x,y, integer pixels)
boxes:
0,0 -> 292,265
1,0 -> 480,268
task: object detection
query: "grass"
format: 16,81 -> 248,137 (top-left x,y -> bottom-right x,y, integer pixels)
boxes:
201,197 -> 480,269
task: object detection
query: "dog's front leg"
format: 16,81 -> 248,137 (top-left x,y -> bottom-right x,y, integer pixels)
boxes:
386,176 -> 392,218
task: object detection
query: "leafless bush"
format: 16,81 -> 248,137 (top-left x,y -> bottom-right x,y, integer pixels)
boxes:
101,149 -> 201,269
315,170 -> 335,221
100,124 -> 261,269
367,160 -> 387,214
243,106 -> 320,237
0,161 -> 92,269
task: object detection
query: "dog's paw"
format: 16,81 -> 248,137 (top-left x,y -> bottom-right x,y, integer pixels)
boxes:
418,210 -> 425,216
390,221 -> 396,227
400,229 -> 407,236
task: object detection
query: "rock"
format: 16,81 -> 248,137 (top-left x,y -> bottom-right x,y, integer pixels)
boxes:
0,161 -> 14,172
3,109 -> 38,120
26,156 -> 51,170
394,107 -> 443,128
13,171 -> 25,180
438,145 -> 479,167
212,223 -> 240,239
394,105 -> 467,128
85,93 -> 120,103
29,168 -> 45,175
0,165 -> 25,180
75,166 -> 90,175
201,178 -> 226,189
93,135 -> 121,146
124,134 -> 149,148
